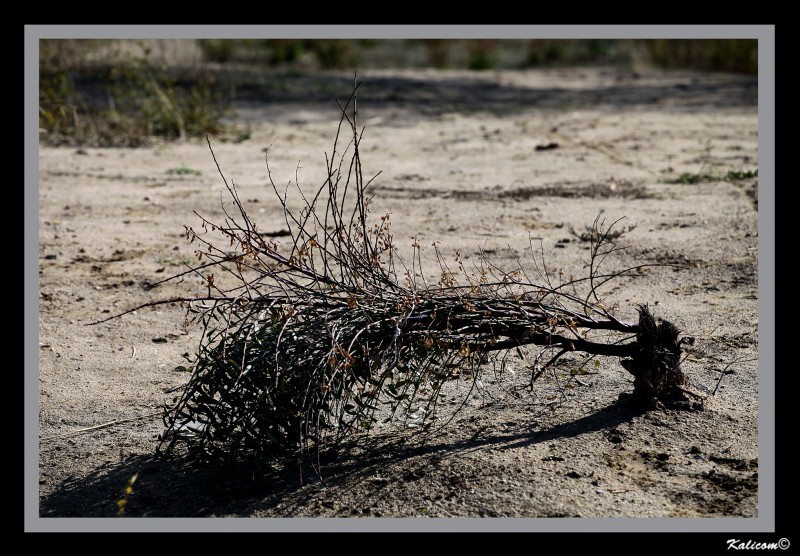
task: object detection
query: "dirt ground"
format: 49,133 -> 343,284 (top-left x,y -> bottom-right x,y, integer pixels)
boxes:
36,68 -> 759,522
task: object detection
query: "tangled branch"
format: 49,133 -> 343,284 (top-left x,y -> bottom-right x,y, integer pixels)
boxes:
96,79 -> 694,469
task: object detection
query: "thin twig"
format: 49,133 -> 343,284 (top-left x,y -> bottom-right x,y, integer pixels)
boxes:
712,356 -> 758,396
41,411 -> 163,441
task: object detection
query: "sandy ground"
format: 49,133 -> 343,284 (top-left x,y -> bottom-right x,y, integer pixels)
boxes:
36,68 -> 759,521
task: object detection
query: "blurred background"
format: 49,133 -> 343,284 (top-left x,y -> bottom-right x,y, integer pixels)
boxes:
39,39 -> 758,147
